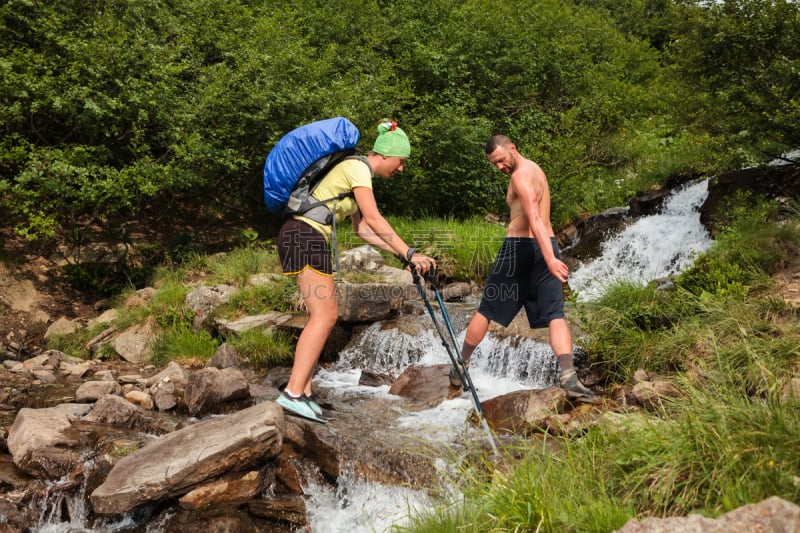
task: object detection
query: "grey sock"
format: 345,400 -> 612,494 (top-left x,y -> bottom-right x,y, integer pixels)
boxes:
557,353 -> 574,374
461,342 -> 477,367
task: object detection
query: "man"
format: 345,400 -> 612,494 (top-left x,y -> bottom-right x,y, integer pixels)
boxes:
452,134 -> 595,398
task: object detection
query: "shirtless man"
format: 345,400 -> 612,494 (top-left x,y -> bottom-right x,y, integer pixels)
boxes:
452,134 -> 594,398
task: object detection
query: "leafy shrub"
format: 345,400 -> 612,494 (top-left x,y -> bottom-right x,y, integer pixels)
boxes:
0,0 -> 686,241
61,262 -> 152,297
678,192 -> 798,298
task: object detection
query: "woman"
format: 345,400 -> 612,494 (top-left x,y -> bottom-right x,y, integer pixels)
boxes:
276,120 -> 435,423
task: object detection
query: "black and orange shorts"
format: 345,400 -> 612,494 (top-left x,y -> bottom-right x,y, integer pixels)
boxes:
277,218 -> 333,276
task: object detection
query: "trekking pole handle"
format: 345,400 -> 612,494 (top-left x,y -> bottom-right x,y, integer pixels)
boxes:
398,249 -> 439,286
401,252 -> 420,284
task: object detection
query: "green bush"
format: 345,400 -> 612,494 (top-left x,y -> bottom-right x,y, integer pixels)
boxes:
666,0 -> 800,153
0,0 -> 691,241
227,328 -> 294,369
149,326 -> 218,366
678,193 -> 799,298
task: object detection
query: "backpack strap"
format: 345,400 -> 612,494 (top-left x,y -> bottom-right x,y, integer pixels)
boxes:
298,155 -> 372,225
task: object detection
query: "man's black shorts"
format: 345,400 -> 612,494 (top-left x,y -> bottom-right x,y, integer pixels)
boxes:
477,237 -> 565,328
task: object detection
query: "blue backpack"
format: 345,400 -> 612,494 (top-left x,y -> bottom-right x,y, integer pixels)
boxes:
263,117 -> 365,224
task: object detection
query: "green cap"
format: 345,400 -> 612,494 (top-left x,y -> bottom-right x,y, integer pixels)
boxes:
372,120 -> 411,157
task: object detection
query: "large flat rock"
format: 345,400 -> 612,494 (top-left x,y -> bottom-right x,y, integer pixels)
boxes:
90,401 -> 284,515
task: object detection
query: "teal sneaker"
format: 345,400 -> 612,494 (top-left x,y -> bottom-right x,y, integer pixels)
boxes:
277,392 -> 328,424
303,393 -> 324,417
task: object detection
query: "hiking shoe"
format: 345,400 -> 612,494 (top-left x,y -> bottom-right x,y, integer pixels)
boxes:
277,392 -> 327,424
560,370 -> 596,399
304,393 -> 324,417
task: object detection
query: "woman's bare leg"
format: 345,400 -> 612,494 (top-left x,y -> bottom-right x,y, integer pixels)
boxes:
285,269 -> 338,396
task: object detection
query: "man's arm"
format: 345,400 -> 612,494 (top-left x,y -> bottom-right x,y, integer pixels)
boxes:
510,169 -> 569,283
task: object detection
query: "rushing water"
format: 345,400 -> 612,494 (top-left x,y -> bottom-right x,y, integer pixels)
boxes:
303,467 -> 433,533
568,179 -> 713,301
305,178 -> 718,531
309,311 -> 561,532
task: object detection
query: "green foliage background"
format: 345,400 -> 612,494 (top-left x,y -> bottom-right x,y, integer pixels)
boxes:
1,0 -> 798,239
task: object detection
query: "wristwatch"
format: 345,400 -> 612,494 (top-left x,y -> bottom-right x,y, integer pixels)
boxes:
406,247 -> 416,261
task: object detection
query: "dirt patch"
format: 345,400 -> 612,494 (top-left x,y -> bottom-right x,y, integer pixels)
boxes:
774,263 -> 800,308
0,234 -> 95,353
0,190 -> 285,354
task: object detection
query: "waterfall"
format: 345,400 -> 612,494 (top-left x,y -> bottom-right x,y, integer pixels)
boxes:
335,309 -> 560,391
568,179 -> 713,301
31,461 -> 139,533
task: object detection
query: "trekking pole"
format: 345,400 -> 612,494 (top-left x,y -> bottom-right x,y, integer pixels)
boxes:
426,274 -> 483,411
408,264 -> 499,456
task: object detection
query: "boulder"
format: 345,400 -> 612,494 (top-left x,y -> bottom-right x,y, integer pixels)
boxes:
82,394 -> 145,428
178,469 -> 267,511
185,367 -> 250,416
700,163 -> 800,234
388,364 -> 461,406
44,317 -> 82,339
481,387 -> 568,435
185,284 -> 238,329
90,401 -> 284,515
112,320 -> 156,364
75,380 -> 122,402
336,282 -> 408,322
208,343 -> 245,369
338,245 -> 385,272
7,403 -> 92,477
615,496 -> 800,533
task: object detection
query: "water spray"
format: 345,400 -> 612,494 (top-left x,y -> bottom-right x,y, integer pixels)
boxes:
407,264 -> 499,456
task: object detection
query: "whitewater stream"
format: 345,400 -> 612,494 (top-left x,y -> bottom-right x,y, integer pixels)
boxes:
568,179 -> 713,301
297,179 -> 714,532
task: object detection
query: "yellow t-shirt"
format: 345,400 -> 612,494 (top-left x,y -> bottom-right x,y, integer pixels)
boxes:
295,157 -> 372,242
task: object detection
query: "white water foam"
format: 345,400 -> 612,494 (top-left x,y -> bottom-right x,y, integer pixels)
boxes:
307,313 -> 566,533
568,179 -> 713,301
304,467 -> 431,533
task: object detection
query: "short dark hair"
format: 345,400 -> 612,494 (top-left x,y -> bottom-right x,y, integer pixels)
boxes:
485,134 -> 511,154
